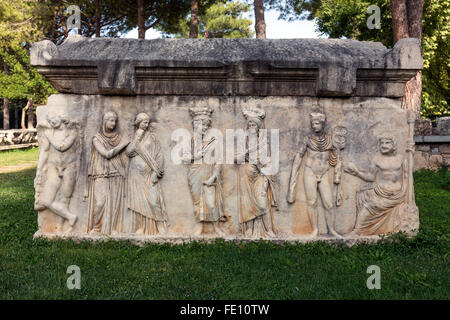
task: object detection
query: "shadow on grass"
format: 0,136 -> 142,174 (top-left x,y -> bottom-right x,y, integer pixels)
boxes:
0,168 -> 448,299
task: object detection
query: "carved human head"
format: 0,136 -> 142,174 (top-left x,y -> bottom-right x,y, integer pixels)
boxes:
47,114 -> 69,129
242,106 -> 265,134
332,126 -> 348,150
189,106 -> 213,135
310,111 -> 326,133
47,115 -> 61,128
135,113 -> 151,131
103,111 -> 118,132
378,133 -> 397,155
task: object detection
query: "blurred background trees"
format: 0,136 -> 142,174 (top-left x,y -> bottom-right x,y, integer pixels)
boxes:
0,0 -> 56,129
271,0 -> 449,119
157,0 -> 254,38
0,0 -> 448,129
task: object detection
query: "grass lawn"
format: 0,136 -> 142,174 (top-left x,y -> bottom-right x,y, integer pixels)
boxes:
0,147 -> 39,167
0,149 -> 448,299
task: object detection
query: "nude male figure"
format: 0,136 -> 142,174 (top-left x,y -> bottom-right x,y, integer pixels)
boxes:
34,114 -> 79,231
287,112 -> 342,238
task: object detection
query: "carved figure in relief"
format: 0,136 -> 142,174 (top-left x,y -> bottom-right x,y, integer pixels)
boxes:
287,111 -> 344,238
34,114 -> 79,232
86,111 -> 129,235
126,113 -> 167,235
236,107 -> 277,238
332,126 -> 348,207
184,106 -> 225,236
344,134 -> 413,235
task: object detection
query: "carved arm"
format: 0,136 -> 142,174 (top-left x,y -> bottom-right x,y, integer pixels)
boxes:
203,163 -> 221,186
35,132 -> 50,185
93,138 -> 129,160
344,162 -> 376,182
58,129 -> 77,152
287,143 -> 306,204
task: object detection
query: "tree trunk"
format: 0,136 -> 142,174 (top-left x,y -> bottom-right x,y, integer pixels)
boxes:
95,0 -> 101,37
14,108 -> 19,129
406,0 -> 424,40
189,0 -> 200,38
51,9 -> 58,42
2,98 -> 10,130
21,99 -> 31,129
21,99 -> 34,129
404,0 -> 424,119
61,6 -> 69,40
391,0 -> 424,119
95,21 -> 101,37
2,61 -> 9,130
137,0 -> 146,39
390,0 -> 409,42
254,0 -> 266,39
402,72 -> 422,119
27,98 -> 34,129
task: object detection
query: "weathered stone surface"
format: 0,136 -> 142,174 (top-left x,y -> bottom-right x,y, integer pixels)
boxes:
436,117 -> 450,136
31,36 -> 422,97
429,154 -> 444,170
33,94 -> 419,239
31,37 -> 422,242
413,151 -> 428,170
416,144 -> 430,152
0,129 -> 37,146
442,154 -> 450,167
413,137 -> 449,171
414,118 -> 432,136
439,144 -> 450,154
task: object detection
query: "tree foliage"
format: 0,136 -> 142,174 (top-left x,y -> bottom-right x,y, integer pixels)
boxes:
32,0 -> 138,43
0,47 -> 56,104
158,0 -> 254,38
421,0 -> 449,118
0,0 -> 192,128
0,0 -> 56,104
268,0 -> 322,21
273,0 -> 449,119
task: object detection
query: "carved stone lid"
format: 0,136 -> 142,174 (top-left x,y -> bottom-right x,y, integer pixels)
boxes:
31,36 -> 422,97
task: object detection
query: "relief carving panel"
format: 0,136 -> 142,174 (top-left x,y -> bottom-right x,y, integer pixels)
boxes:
33,95 -> 419,241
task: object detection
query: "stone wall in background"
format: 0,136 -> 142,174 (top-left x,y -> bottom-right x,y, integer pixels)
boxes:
413,117 -> 450,171
0,129 -> 38,150
436,117 -> 450,136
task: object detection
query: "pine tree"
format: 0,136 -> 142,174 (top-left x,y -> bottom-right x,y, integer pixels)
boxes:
159,0 -> 254,39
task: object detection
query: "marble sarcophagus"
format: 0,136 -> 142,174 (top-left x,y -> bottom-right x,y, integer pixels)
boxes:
30,36 -> 422,243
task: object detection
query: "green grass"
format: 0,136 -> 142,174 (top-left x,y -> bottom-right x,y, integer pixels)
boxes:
0,147 -> 39,167
0,155 -> 448,299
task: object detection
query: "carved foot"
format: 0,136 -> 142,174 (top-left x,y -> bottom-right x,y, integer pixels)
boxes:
309,229 -> 318,238
34,201 -> 45,211
265,230 -> 276,238
68,215 -> 78,227
344,231 -> 358,238
330,230 -> 343,239
64,226 -> 73,234
194,224 -> 203,236
157,225 -> 168,235
89,229 -> 101,236
214,227 -> 226,238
